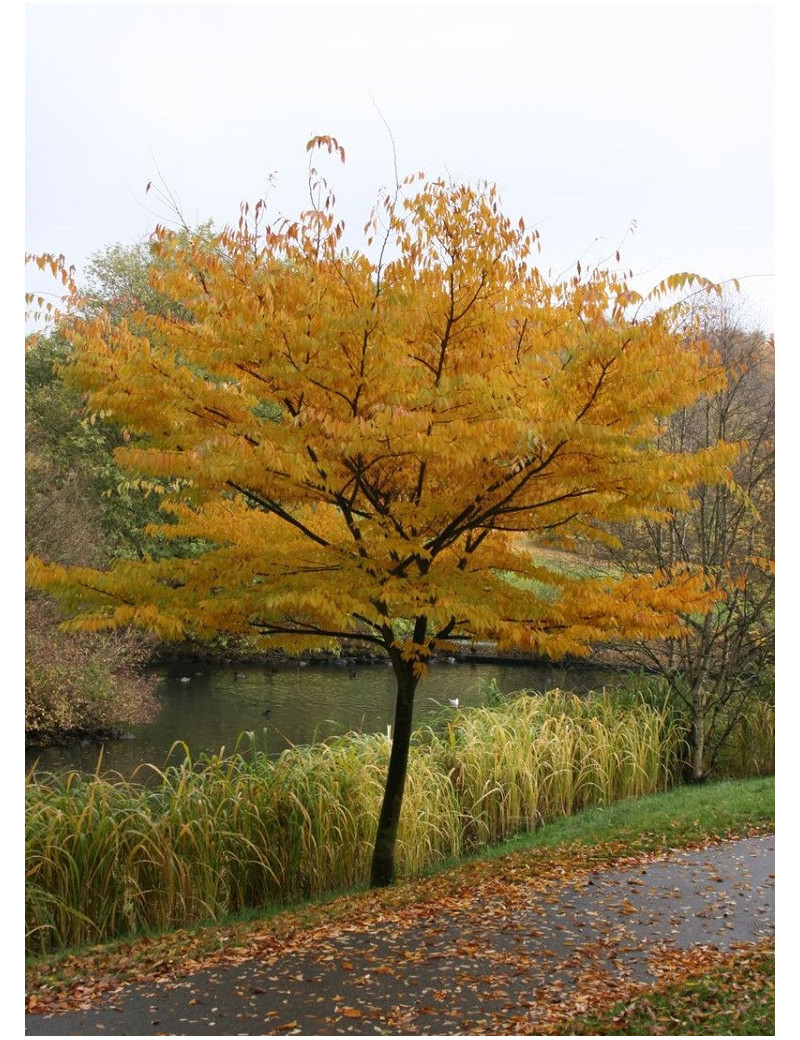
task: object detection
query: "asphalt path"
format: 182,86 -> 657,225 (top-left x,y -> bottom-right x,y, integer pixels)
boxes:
25,834 -> 775,1036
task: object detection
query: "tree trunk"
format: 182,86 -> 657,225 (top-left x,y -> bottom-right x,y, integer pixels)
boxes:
689,684 -> 706,782
370,653 -> 420,887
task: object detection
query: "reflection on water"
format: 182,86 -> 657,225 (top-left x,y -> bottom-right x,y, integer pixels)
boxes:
25,658 -> 623,779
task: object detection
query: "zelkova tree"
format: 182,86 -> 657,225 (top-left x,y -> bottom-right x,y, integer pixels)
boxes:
28,138 -> 735,885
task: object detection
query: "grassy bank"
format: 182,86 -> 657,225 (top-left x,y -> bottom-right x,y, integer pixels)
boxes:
27,689 -> 684,955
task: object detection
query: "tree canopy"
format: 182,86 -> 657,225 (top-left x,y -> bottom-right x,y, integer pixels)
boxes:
27,137 -> 736,882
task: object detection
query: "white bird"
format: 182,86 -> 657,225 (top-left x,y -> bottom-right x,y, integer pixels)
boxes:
179,677 -> 191,684
448,697 -> 459,707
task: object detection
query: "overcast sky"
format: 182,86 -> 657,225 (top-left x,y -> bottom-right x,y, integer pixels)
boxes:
25,1 -> 775,330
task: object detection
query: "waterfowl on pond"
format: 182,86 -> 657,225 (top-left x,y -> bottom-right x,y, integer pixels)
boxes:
179,677 -> 191,684
448,697 -> 460,707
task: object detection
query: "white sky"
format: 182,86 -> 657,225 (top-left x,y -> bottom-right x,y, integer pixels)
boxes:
24,0 -> 776,330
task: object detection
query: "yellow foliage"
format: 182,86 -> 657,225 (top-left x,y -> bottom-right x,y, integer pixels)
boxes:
27,139 -> 735,666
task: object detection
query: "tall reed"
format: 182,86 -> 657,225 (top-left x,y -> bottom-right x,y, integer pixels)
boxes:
26,689 -> 680,956
714,698 -> 776,779
435,689 -> 679,845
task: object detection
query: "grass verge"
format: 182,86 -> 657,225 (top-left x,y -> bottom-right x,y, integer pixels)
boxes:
549,938 -> 775,1035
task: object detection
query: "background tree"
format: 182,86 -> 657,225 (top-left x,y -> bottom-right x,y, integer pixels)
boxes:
25,335 -> 159,745
591,299 -> 775,780
28,138 -> 735,884
80,221 -> 215,327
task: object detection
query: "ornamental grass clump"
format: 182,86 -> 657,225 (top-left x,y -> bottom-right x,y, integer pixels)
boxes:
439,690 -> 679,844
714,697 -> 775,779
26,688 -> 678,955
395,738 -> 464,872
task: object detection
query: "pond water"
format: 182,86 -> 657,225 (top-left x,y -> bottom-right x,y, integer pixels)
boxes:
25,657 -> 626,780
